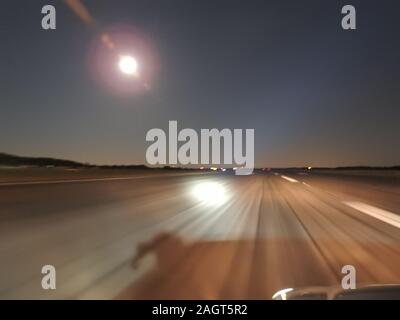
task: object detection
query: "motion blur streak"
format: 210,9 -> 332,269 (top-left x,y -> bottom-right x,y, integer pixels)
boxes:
0,171 -> 399,299
64,0 -> 96,27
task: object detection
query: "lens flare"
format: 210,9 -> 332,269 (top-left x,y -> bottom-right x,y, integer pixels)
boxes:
88,25 -> 159,95
64,0 -> 96,27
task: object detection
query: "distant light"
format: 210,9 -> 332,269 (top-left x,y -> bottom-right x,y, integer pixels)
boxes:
308,166 -> 312,170
210,167 -> 218,171
221,168 -> 226,172
119,55 -> 138,75
191,182 -> 228,206
272,288 -> 294,300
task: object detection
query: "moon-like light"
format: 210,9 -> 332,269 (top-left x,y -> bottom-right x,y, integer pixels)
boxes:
118,55 -> 138,75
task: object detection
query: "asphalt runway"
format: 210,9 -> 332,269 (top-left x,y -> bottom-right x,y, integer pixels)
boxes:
0,171 -> 399,299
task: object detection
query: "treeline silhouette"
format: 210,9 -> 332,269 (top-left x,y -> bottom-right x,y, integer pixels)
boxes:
1,152 -> 399,170
0,152 -> 146,169
0,152 -> 87,168
0,152 -> 189,170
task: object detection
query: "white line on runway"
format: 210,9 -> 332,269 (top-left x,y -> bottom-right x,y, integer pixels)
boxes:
0,176 -> 155,187
281,175 -> 299,183
343,201 -> 400,229
0,172 -> 203,187
302,182 -> 311,187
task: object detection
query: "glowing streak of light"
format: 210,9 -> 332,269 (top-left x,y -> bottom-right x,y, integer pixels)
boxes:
64,1 -> 117,51
64,0 -> 96,27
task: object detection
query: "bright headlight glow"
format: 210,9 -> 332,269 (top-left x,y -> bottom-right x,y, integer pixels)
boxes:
191,182 -> 228,207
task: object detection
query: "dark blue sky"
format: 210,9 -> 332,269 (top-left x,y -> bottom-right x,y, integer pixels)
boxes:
1,0 -> 399,167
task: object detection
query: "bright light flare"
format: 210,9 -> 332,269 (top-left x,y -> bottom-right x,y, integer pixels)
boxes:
89,25 -> 159,95
119,55 -> 138,75
64,0 -> 96,27
191,182 -> 229,207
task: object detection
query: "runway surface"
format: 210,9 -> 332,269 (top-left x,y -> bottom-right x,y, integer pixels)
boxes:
0,170 -> 399,299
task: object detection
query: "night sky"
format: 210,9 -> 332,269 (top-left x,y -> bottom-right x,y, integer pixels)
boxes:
1,0 -> 399,167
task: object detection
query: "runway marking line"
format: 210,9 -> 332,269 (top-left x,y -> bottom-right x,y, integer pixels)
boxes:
0,172 -> 205,187
281,175 -> 299,183
343,201 -> 400,229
